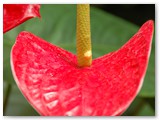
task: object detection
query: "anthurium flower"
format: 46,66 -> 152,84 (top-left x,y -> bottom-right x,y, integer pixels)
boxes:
3,4 -> 40,33
11,20 -> 154,116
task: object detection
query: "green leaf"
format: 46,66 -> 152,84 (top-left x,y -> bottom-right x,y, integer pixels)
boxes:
3,4 -> 155,115
122,97 -> 155,116
137,99 -> 155,116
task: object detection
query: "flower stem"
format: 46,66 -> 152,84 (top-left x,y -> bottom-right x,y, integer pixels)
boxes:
3,83 -> 12,115
76,4 -> 92,67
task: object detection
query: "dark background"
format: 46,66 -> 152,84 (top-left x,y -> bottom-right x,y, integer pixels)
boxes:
92,4 -> 155,26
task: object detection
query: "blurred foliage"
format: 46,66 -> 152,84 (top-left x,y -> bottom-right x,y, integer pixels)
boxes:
3,4 -> 155,116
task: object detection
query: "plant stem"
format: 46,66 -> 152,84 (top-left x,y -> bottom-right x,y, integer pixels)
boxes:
3,83 -> 12,115
76,4 -> 92,67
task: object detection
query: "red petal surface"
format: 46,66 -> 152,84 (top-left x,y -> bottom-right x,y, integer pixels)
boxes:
3,4 -> 40,33
11,20 -> 154,116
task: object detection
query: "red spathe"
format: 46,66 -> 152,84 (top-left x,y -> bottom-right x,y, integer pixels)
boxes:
11,20 -> 154,116
3,4 -> 40,33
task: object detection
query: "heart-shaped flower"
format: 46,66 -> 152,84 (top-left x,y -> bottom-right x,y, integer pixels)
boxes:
3,4 -> 40,33
11,20 -> 154,116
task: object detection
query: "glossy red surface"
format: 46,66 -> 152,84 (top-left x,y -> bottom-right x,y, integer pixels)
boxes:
3,4 -> 40,33
11,20 -> 154,116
